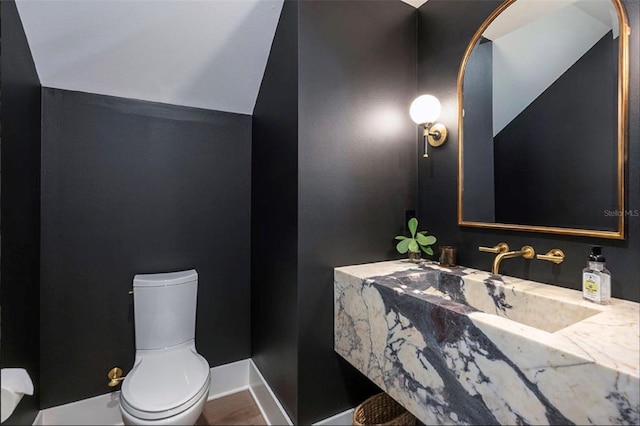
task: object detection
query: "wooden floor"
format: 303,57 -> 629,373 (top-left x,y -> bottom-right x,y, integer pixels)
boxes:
196,390 -> 267,425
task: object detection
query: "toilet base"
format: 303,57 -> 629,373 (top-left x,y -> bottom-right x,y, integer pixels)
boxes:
120,387 -> 209,426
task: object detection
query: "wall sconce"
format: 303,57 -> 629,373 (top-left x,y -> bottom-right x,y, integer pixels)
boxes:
410,95 -> 448,158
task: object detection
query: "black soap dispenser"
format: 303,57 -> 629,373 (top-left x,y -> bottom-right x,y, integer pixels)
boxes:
582,246 -> 611,304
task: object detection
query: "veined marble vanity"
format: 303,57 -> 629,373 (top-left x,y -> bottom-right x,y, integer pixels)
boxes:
334,260 -> 639,425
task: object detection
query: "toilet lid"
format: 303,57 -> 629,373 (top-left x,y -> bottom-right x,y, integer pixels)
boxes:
121,346 -> 210,415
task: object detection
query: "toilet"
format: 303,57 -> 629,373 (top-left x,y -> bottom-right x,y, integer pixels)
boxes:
120,270 -> 211,426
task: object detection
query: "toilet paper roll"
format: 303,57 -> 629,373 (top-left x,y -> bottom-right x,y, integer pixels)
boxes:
1,368 -> 34,423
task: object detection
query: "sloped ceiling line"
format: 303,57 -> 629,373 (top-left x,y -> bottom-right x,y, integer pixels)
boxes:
16,0 -> 427,115
16,0 -> 284,115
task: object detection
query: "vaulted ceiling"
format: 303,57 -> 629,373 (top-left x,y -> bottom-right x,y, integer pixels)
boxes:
16,0 -> 284,115
16,0 -> 426,115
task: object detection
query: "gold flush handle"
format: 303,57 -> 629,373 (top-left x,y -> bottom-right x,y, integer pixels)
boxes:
536,249 -> 565,264
107,367 -> 125,387
478,242 -> 510,254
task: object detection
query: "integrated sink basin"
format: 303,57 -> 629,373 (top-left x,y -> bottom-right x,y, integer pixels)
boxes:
370,266 -> 601,333
334,260 -> 639,425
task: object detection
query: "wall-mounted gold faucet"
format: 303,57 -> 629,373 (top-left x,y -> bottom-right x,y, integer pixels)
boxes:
536,249 -> 565,264
479,243 -> 535,275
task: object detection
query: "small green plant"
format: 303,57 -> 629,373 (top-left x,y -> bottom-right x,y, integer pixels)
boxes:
394,217 -> 437,256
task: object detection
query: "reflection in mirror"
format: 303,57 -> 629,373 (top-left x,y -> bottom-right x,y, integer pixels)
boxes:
458,0 -> 629,239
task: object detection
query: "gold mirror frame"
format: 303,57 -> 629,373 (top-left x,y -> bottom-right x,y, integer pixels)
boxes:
457,0 -> 630,239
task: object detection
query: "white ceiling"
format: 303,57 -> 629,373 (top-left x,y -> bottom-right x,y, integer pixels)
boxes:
16,0 -> 426,115
16,0 -> 284,115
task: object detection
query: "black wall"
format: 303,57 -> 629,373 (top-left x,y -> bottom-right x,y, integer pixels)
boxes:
418,0 -> 640,302
252,1 -> 417,423
251,0 -> 300,421
297,1 -> 417,423
40,89 -> 252,408
0,1 -> 42,424
494,32 -> 618,230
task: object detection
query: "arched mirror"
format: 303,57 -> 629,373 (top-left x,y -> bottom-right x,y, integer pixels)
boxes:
457,0 -> 629,239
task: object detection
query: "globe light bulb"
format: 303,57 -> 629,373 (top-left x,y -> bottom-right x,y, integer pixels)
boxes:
409,95 -> 441,125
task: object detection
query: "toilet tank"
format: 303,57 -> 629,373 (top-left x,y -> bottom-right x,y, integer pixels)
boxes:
133,270 -> 198,350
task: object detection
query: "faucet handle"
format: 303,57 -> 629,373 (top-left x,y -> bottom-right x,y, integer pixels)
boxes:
536,248 -> 565,264
479,242 -> 510,254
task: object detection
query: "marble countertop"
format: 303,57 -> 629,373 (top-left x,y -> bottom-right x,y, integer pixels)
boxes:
336,259 -> 639,379
334,260 -> 640,425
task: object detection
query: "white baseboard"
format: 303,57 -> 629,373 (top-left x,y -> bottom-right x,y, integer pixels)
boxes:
313,408 -> 354,426
36,391 -> 123,425
207,358 -> 250,399
248,359 -> 293,425
31,411 -> 43,426
32,358 -> 300,426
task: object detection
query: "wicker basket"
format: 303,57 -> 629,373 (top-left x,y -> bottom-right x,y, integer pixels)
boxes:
352,393 -> 417,426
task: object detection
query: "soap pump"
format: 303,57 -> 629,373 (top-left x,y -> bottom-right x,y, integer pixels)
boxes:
582,246 -> 611,304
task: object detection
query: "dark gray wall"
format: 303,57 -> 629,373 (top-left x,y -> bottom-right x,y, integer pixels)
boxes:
251,0 -> 418,423
297,1 -> 417,423
0,1 -> 42,424
418,0 -> 640,302
40,89 -> 251,408
494,32 -> 618,230
251,0 -> 300,421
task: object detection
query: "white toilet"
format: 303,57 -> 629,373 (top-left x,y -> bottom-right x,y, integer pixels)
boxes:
120,270 -> 211,426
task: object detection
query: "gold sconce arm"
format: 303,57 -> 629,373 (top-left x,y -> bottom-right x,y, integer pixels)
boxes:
422,123 -> 448,158
107,367 -> 125,387
536,249 -> 565,264
478,242 -> 510,254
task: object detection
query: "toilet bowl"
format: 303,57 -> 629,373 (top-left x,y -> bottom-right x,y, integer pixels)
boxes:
120,270 -> 211,426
